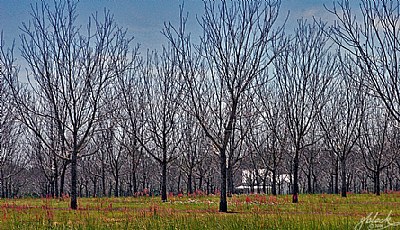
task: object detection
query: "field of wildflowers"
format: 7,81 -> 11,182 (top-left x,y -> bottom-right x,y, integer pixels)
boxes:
0,192 -> 399,229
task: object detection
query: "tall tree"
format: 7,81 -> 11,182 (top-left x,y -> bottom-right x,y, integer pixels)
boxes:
0,36 -> 29,198
8,0 -> 132,209
359,98 -> 396,196
180,113 -> 205,195
328,0 -> 400,123
276,20 -> 335,202
252,79 -> 288,195
138,48 -> 183,202
115,45 -> 144,196
165,0 -> 283,212
319,53 -> 365,197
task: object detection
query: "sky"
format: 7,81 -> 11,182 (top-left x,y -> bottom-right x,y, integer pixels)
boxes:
0,0 -> 357,52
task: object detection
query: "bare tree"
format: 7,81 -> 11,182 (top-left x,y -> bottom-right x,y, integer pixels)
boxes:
7,0 -> 132,209
137,48 -> 183,202
276,19 -> 335,202
165,0 -> 283,212
359,98 -> 397,195
226,98 -> 253,196
0,35 -> 30,198
300,126 -> 322,194
252,79 -> 288,195
328,0 -> 400,123
115,45 -> 144,196
319,52 -> 365,197
180,113 -> 206,195
103,122 -> 126,197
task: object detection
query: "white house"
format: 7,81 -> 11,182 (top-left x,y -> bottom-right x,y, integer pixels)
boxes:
236,169 -> 292,194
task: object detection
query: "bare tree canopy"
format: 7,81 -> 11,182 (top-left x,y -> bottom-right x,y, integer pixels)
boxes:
165,0 -> 284,211
7,0 -> 133,209
328,0 -> 400,123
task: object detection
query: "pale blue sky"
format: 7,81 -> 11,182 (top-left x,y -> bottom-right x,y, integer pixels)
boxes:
0,0 -> 356,51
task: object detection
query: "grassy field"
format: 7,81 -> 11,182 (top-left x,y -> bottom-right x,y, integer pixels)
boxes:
0,193 -> 399,229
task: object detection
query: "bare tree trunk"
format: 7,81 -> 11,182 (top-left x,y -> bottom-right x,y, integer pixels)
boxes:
206,178 -> 210,195
177,171 -> 181,194
161,160 -> 167,202
1,170 -> 4,199
272,169 -> 277,196
341,158 -> 347,197
198,174 -> 203,192
187,171 -> 193,194
114,169 -> 119,197
5,179 -> 9,198
219,149 -> 227,212
335,159 -> 339,194
376,170 -> 381,196
102,158 -> 106,197
142,173 -> 146,192
387,167 -> 393,191
133,173 -> 137,194
93,178 -> 97,197
292,151 -> 299,203
85,180 -> 89,198
70,149 -> 78,209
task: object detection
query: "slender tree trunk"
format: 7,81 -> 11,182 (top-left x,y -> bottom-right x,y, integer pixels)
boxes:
85,180 -> 89,197
161,160 -> 167,202
210,178 -> 214,194
206,177 -> 210,195
376,169 -> 381,196
187,172 -> 193,194
340,158 -> 347,198
50,177 -> 54,197
219,149 -> 228,212
5,179 -> 9,198
133,173 -> 137,194
199,174 -> 203,192
7,180 -> 11,198
108,181 -> 112,197
102,153 -> 106,197
177,171 -> 181,193
1,170 -> 4,199
70,149 -> 78,210
292,151 -> 299,203
313,173 -> 317,193
93,179 -> 97,197
388,167 -> 393,191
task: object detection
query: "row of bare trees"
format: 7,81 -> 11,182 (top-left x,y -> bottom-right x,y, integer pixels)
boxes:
1,0 -> 400,212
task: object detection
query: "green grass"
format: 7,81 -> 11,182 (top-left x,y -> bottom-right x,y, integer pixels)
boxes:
0,193 -> 398,229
